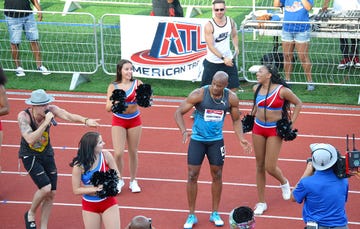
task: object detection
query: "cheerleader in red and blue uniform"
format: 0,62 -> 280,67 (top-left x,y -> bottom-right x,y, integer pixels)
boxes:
70,132 -> 121,229
105,59 -> 144,193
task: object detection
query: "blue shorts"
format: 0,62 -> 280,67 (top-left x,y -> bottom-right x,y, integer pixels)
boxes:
187,138 -> 225,166
5,14 -> 39,44
281,29 -> 310,43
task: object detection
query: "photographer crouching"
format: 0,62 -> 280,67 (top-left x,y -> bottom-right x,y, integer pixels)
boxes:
291,143 -> 349,229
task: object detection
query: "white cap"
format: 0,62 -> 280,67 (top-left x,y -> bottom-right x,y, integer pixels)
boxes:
310,143 -> 338,171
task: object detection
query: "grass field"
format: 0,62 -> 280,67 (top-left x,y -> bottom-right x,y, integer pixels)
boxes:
1,0 -> 359,105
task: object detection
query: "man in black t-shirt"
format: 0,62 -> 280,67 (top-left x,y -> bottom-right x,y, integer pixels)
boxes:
4,0 -> 51,77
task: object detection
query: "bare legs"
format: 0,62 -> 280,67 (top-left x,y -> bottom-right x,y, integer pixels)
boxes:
82,205 -> 120,229
26,184 -> 55,229
282,41 -> 312,83
187,164 -> 223,214
10,41 -> 42,68
112,125 -> 142,182
253,134 -> 287,203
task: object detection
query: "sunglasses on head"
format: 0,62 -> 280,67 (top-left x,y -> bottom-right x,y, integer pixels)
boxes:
214,8 -> 225,12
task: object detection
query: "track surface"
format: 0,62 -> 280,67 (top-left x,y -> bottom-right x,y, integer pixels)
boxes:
0,90 -> 359,229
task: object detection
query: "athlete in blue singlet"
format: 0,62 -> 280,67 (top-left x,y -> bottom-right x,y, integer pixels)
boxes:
175,71 -> 251,229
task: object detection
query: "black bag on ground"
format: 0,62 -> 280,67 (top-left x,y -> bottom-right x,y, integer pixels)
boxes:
261,52 -> 284,70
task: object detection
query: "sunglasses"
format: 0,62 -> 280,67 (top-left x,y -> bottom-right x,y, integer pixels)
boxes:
214,8 -> 225,12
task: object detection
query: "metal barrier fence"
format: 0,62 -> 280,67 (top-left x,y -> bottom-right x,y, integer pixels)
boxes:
62,0 -> 246,17
240,17 -> 360,87
0,10 -> 98,76
63,0 -> 246,10
1,8 -> 359,88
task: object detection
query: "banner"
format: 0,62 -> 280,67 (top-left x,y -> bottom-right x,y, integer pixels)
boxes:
120,15 -> 209,81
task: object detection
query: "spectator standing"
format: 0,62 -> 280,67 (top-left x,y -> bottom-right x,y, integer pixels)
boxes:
174,71 -> 251,229
105,59 -> 144,193
70,132 -> 121,229
151,0 -> 184,17
0,67 -> 10,173
18,89 -> 99,229
201,0 -> 240,92
274,0 -> 314,91
4,0 -> 51,77
251,65 -> 302,215
291,143 -> 349,229
322,0 -> 360,69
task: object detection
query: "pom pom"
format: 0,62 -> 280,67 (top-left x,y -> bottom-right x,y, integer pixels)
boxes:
110,89 -> 126,102
276,118 -> 298,141
90,169 -> 119,198
90,171 -> 105,186
136,84 -> 153,108
241,114 -> 255,133
110,89 -> 128,113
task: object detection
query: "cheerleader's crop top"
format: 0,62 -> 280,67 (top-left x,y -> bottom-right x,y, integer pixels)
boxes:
256,85 -> 284,110
81,152 -> 109,202
113,79 -> 138,105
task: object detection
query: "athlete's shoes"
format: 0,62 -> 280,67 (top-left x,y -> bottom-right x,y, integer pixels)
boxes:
15,66 -> 26,77
184,214 -> 198,229
209,211 -> 224,227
281,180 -> 291,200
38,65 -> 51,75
117,179 -> 125,193
307,83 -> 315,91
354,56 -> 360,69
337,58 -> 351,70
254,202 -> 267,215
129,180 -> 141,193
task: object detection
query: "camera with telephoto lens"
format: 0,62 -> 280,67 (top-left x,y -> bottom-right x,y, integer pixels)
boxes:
333,134 -> 360,178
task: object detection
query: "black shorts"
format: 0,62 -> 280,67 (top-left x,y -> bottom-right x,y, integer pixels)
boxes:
187,138 -> 225,166
22,154 -> 58,190
200,59 -> 240,90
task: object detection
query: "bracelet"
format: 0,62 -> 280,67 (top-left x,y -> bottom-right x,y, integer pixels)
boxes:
84,118 -> 89,125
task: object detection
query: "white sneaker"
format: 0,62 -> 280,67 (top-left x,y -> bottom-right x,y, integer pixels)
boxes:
184,214 -> 198,229
254,202 -> 267,215
15,66 -> 25,77
129,180 -> 141,193
281,180 -> 291,200
38,65 -> 51,75
117,179 -> 125,194
307,84 -> 315,91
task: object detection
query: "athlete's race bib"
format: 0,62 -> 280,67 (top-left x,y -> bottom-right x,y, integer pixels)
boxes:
204,109 -> 224,122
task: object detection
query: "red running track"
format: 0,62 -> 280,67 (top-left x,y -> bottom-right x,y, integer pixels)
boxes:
0,90 -> 359,229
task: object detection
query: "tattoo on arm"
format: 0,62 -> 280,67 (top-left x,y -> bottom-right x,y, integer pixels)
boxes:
18,116 -> 32,135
